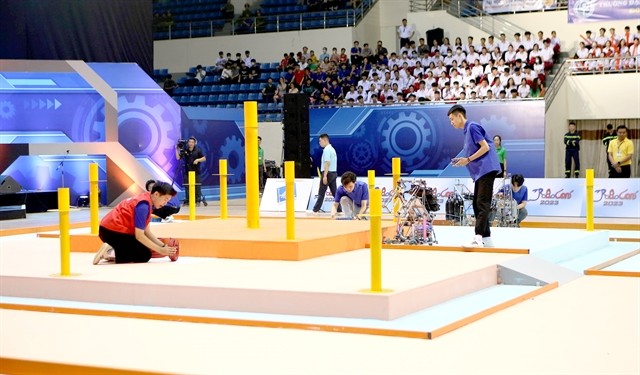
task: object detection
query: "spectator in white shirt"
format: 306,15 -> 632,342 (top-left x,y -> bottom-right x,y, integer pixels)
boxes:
466,46 -> 479,65
497,33 -> 511,54
595,28 -> 608,47
517,78 -> 530,98
522,31 -> 534,51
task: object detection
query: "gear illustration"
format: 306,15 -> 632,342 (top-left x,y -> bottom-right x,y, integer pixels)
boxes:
0,100 -> 16,119
480,115 -> 516,138
348,141 -> 378,172
380,111 -> 438,171
117,95 -> 180,170
71,97 -> 105,142
219,135 -> 245,184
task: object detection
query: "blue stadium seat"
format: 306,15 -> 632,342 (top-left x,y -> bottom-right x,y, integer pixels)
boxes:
239,83 -> 250,92
192,86 -> 203,94
189,95 -> 199,105
270,72 -> 279,80
226,104 -> 236,108
203,76 -> 216,84
258,114 -> 266,122
208,94 -> 218,103
210,85 -> 221,93
259,73 -> 269,81
265,114 -> 275,122
229,83 -> 240,92
258,103 -> 268,111
237,93 -> 248,101
236,103 -> 244,108
217,94 -> 228,102
266,102 -> 277,111
227,93 -> 238,102
183,86 -> 194,94
219,84 -> 230,92
248,92 -> 259,101
269,62 -> 279,70
174,87 -> 185,95
249,83 -> 260,91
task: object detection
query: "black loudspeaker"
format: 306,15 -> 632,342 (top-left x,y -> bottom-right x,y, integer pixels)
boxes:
0,175 -> 22,194
426,27 -> 444,48
283,93 -> 311,178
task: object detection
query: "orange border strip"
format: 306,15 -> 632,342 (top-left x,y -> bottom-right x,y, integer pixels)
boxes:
0,303 -> 427,340
0,222 -> 89,237
370,243 -> 529,254
428,281 -> 559,339
520,221 -> 639,231
0,358 -> 170,375
584,249 -> 640,278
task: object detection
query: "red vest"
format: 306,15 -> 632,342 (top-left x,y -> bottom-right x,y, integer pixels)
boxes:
100,192 -> 152,234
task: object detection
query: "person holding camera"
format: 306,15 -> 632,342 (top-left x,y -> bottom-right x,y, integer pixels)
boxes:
175,137 -> 206,206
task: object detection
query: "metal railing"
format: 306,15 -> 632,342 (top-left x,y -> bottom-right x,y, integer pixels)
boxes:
154,0 -> 377,40
309,97 -> 543,109
409,0 -> 568,14
544,57 -> 639,112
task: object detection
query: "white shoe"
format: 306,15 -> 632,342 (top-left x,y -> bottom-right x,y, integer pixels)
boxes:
482,237 -> 494,248
93,243 -> 114,265
161,215 -> 174,223
462,235 -> 484,248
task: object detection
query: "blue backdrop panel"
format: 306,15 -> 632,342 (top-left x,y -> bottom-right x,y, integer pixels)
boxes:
179,107 -> 245,187
309,101 -> 545,178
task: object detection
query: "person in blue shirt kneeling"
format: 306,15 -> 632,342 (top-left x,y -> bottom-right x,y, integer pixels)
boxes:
331,171 -> 369,220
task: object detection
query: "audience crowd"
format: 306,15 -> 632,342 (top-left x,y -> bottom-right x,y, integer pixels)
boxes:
571,25 -> 640,72
177,29 -> 566,107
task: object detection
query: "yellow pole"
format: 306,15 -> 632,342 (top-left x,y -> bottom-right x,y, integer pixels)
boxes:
245,101 -> 259,228
368,170 -> 375,190
188,171 -> 196,221
89,163 -> 100,234
89,163 -> 99,235
392,157 -> 401,222
285,161 -> 295,240
220,159 -> 228,219
58,188 -> 71,276
370,188 -> 382,291
586,169 -> 594,231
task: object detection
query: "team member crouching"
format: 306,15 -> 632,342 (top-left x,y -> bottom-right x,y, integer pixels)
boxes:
146,179 -> 180,222
331,171 -> 369,220
93,181 -> 179,264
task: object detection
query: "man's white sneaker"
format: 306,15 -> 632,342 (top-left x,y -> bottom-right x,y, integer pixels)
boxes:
161,215 -> 174,223
482,237 -> 494,248
462,235 -> 484,248
92,243 -> 114,265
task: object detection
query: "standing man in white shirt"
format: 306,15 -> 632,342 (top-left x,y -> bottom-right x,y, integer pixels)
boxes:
397,18 -> 415,51
312,134 -> 338,213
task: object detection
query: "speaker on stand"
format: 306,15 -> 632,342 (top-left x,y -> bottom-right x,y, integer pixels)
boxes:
0,175 -> 26,220
282,93 -> 311,178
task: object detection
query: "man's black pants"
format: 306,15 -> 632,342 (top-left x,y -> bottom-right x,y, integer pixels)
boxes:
313,171 -> 337,212
473,171 -> 497,238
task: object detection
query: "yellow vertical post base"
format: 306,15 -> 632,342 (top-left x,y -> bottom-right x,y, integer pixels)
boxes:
57,188 -> 71,276
586,169 -> 594,231
220,159 -> 228,219
285,161 -> 295,240
89,163 -> 99,235
189,171 -> 196,221
245,101 -> 260,229
358,189 -> 392,294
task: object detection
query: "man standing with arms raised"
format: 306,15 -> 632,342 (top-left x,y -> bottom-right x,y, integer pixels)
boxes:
448,104 -> 501,248
312,133 -> 338,213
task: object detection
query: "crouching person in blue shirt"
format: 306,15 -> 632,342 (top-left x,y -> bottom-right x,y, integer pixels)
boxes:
331,171 -> 369,220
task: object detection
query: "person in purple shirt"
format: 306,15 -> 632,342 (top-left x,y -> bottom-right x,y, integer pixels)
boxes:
331,171 -> 369,220
448,104 -> 501,247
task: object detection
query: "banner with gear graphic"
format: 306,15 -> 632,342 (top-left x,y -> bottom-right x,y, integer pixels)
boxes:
179,107 -> 246,188
309,101 -> 545,178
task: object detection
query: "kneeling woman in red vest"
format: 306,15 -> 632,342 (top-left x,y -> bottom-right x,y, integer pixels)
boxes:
93,181 -> 179,264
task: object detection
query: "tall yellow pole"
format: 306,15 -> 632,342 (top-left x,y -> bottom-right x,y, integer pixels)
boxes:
89,163 -> 99,235
369,188 -> 382,291
58,188 -> 71,276
368,170 -> 375,190
586,169 -> 594,231
392,157 -> 401,222
285,161 -> 295,240
245,101 -> 259,228
188,171 -> 196,221
219,159 -> 228,219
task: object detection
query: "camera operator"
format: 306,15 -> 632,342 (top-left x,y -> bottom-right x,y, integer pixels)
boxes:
175,136 -> 206,206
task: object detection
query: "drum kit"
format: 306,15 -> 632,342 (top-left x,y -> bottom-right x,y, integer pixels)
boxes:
383,179 -> 439,245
